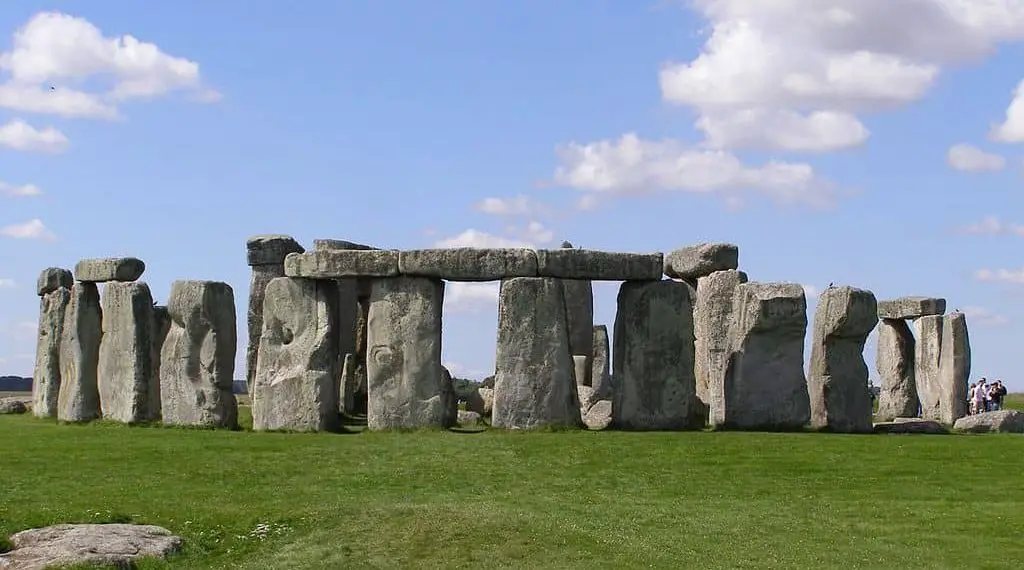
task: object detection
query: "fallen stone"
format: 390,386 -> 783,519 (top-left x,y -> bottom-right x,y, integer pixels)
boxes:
73,257 -> 146,283
398,248 -> 537,280
252,277 -> 340,432
877,296 -> 945,319
808,286 -> 878,433
367,277 -> 453,430
0,397 -> 27,414
583,399 -> 613,430
36,267 -> 72,296
246,234 -> 305,266
97,281 -> 156,424
875,318 -> 918,421
591,325 -> 611,398
150,305 -> 171,421
695,269 -> 748,427
32,286 -> 70,418
492,277 -> 581,429
714,282 -> 810,431
458,410 -> 482,426
664,243 -> 739,281
160,280 -> 238,428
613,280 -> 698,430
873,418 -> 948,434
937,311 -> 970,424
535,249 -> 664,281
954,410 -> 1024,433
57,282 -> 102,422
0,523 -> 182,570
914,315 -> 943,422
285,250 -> 400,278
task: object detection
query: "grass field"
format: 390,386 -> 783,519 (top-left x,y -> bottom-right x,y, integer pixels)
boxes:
2,399 -> 1024,570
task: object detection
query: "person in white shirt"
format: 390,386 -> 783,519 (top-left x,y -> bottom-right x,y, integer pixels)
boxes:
974,380 -> 989,415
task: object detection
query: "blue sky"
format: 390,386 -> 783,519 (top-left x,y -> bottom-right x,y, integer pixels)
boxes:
0,1 -> 1022,389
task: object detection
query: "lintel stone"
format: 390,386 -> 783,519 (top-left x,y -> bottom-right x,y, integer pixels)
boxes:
877,296 -> 945,319
399,248 -> 538,281
664,243 -> 739,280
285,250 -> 399,278
74,258 -> 146,283
535,249 -> 663,281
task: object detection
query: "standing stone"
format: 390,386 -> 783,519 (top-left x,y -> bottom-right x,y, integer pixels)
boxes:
875,319 -> 917,420
340,353 -> 357,414
97,282 -> 155,424
149,306 -> 171,421
694,269 -> 748,426
714,282 -> 810,430
245,234 -> 304,396
914,315 -> 943,421
612,280 -> 697,430
559,242 -> 594,385
312,239 -> 365,376
591,325 -> 611,399
160,280 -> 238,428
57,283 -> 102,422
439,365 -> 459,427
352,293 -> 371,414
252,277 -> 339,432
807,286 -> 878,433
366,276 -> 452,430
937,311 -> 970,424
572,355 -> 589,388
36,267 -> 73,296
33,282 -> 71,418
492,277 -> 581,430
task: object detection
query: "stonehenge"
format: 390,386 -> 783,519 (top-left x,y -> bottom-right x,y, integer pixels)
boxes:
28,236 -> 977,435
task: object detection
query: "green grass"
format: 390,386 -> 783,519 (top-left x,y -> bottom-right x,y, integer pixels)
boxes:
2,411 -> 1024,570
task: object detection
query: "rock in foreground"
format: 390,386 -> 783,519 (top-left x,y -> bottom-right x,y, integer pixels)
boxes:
0,523 -> 182,570
953,410 -> 1024,434
0,397 -> 28,414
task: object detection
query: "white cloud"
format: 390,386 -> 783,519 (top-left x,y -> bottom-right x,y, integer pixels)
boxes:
974,267 -> 1024,285
0,218 -> 55,241
961,305 -> 1010,326
434,221 -> 554,249
444,281 -> 500,314
473,195 -> 550,216
0,119 -> 68,152
0,278 -> 14,288
946,143 -> 1005,171
991,79 -> 1024,142
0,11 -> 219,119
0,181 -> 42,197
959,216 -> 1024,236
552,133 -> 838,208
697,109 -> 869,152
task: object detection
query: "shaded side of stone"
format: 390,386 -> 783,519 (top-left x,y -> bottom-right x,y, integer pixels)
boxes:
913,315 -> 943,421
37,267 -> 73,296
875,318 -> 918,421
32,287 -> 70,418
57,283 -> 102,422
246,264 -> 285,395
97,281 -> 155,424
149,305 -> 171,421
937,311 -> 970,424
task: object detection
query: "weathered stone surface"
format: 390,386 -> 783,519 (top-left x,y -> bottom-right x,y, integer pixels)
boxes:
458,410 -> 482,425
0,397 -> 27,414
562,280 -> 594,383
613,280 -> 697,430
252,277 -> 340,432
398,248 -> 538,280
914,315 -> 943,421
695,270 -> 748,427
36,267 -> 72,296
873,419 -> 948,435
57,282 -> 102,422
246,264 -> 284,395
367,277 -> 453,430
591,325 -> 611,399
583,399 -> 613,430
808,286 -> 878,433
492,277 -> 581,429
937,311 -> 970,424
714,282 -> 810,430
312,239 -> 369,382
440,365 -> 459,426
313,239 -> 374,251
877,296 -> 945,319
246,234 -> 304,266
285,250 -> 399,278
954,410 -> 1024,433
97,282 -> 155,423
340,353 -> 357,414
478,387 -> 494,415
875,318 -> 918,421
535,249 -> 664,280
577,384 -> 597,412
150,306 -> 171,421
160,280 -> 238,428
32,287 -> 70,418
664,243 -> 739,281
0,524 -> 182,570
73,257 -> 146,283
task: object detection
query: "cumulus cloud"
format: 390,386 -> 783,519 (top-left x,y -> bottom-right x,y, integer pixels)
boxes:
473,195 -> 551,217
974,267 -> 1024,285
946,143 -> 1005,171
0,119 -> 68,152
444,281 -> 501,314
990,79 -> 1024,142
552,133 -> 839,208
0,218 -> 55,240
0,11 -> 219,119
959,216 -> 1024,236
961,305 -> 1010,326
0,181 -> 43,197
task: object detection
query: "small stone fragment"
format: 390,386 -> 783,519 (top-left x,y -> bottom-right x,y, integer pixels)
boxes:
398,248 -> 538,280
285,249 -> 400,278
664,243 -> 739,281
877,296 -> 945,319
73,257 -> 146,283
535,249 -> 664,280
36,267 -> 72,296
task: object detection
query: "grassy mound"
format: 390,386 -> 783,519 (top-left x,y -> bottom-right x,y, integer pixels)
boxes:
2,411 -> 1023,569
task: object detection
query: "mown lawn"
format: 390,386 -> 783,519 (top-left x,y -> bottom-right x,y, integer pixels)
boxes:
1,407 -> 1023,570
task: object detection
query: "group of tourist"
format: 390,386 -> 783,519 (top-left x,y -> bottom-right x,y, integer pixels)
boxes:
968,378 -> 1007,415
